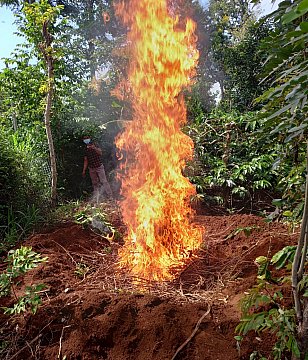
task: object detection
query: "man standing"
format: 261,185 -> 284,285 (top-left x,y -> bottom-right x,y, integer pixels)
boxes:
82,136 -> 113,200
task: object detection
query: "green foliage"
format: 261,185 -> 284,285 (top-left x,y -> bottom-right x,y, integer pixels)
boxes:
0,246 -> 48,295
186,110 -> 278,209
74,262 -> 90,279
0,246 -> 47,315
274,156 -> 306,219
0,125 -> 49,248
206,0 -> 273,111
220,19 -> 273,111
244,0 -> 308,222
0,56 -> 45,127
226,225 -> 260,239
3,284 -> 46,315
237,307 -> 299,359
73,204 -> 117,240
271,246 -> 296,270
0,205 -> 43,253
0,1 -> 66,242
236,245 -> 306,359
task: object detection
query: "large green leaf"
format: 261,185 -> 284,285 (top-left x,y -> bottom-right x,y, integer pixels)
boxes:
282,0 -> 308,24
298,0 -> 308,12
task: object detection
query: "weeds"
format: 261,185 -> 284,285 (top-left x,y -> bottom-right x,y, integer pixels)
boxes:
0,205 -> 43,253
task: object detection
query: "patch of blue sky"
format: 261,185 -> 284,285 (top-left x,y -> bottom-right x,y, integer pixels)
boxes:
0,6 -> 22,68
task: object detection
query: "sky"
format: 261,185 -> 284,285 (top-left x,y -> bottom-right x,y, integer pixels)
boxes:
0,1 -> 278,69
0,7 -> 19,68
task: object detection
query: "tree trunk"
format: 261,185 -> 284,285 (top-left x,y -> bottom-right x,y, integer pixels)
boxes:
45,61 -> 57,206
298,300 -> 308,359
292,141 -> 308,359
41,21 -> 57,206
12,109 -> 17,131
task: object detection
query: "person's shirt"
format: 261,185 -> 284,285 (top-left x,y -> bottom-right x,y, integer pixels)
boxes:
85,144 -> 103,169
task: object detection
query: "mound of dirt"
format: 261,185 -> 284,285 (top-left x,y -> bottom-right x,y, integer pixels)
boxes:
0,213 -> 298,360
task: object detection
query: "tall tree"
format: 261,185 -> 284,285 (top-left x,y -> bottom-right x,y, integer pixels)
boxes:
206,0 -> 256,106
18,0 -> 64,204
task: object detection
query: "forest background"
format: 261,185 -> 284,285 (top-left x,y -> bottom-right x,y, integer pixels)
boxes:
1,0 -> 306,246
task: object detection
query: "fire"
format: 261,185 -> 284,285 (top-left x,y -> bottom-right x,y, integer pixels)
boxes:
114,0 -> 202,281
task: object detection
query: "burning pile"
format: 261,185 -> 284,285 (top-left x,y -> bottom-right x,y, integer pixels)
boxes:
115,0 -> 202,281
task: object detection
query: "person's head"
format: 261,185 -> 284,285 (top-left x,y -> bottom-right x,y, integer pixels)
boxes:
83,135 -> 92,145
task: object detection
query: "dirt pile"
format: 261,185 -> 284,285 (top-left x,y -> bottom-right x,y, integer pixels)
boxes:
0,213 -> 298,360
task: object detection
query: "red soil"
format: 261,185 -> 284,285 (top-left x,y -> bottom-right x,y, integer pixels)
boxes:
0,211 -> 298,360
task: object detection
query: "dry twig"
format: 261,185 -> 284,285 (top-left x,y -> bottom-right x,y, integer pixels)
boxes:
8,334 -> 42,360
8,320 -> 53,360
51,240 -> 77,266
171,303 -> 211,360
58,325 -> 71,359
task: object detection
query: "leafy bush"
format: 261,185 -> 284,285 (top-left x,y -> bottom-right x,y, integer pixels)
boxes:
0,246 -> 48,315
252,0 -> 308,220
235,246 -> 307,359
185,110 -> 279,210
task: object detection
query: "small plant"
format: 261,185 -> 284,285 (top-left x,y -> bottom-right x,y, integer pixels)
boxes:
0,246 -> 48,315
102,246 -> 112,254
226,225 -> 260,240
3,284 -> 46,315
74,209 -> 91,225
234,335 -> 243,357
235,246 -> 302,359
74,262 -> 90,279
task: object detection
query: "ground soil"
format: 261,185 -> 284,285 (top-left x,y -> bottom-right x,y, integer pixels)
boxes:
0,204 -> 299,360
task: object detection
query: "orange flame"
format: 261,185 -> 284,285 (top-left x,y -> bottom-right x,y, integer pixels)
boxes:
115,0 -> 202,281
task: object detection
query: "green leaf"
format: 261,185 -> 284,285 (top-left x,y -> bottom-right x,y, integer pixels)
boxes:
300,21 -> 308,32
271,246 -> 296,269
255,256 -> 268,265
283,210 -> 293,217
268,104 -> 292,123
298,0 -> 308,13
288,123 -> 307,133
282,10 -> 299,24
282,0 -> 308,24
111,101 -> 122,108
291,338 -> 301,358
272,199 -> 283,207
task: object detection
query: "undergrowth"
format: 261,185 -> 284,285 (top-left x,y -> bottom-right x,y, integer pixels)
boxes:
0,246 -> 48,315
236,246 -> 308,359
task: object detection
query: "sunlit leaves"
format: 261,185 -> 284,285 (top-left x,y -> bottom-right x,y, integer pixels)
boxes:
257,0 -> 308,142
282,0 -> 308,24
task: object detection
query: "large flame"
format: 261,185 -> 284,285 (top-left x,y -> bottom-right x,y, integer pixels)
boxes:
115,0 -> 202,281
